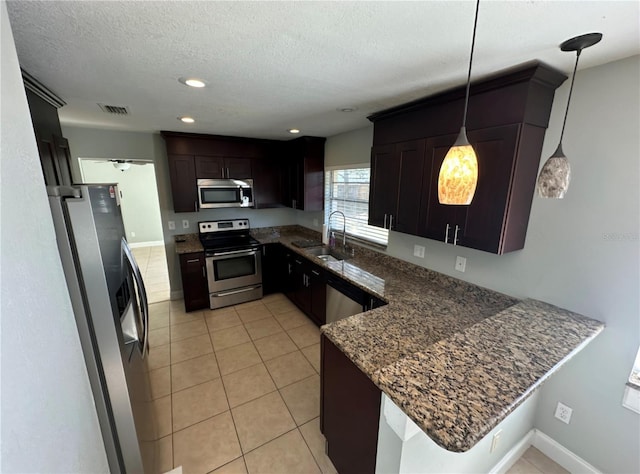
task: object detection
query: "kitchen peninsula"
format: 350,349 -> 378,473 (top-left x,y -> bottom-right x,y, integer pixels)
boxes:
176,225 -> 604,472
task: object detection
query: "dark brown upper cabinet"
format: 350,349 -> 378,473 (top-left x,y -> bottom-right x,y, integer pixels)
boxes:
283,136 -> 326,211
161,132 -> 324,213
368,61 -> 567,254
195,155 -> 252,179
369,139 -> 427,235
22,70 -> 74,186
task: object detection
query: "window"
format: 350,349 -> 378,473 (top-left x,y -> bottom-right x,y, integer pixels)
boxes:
324,165 -> 388,247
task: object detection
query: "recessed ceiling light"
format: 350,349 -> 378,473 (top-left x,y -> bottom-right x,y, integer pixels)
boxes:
179,116 -> 195,123
338,106 -> 358,113
288,129 -> 300,134
178,77 -> 206,88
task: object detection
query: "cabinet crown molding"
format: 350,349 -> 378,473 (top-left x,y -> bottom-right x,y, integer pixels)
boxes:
367,60 -> 567,123
21,69 -> 66,109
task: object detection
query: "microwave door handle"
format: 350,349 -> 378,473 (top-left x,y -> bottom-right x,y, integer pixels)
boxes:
121,238 -> 149,358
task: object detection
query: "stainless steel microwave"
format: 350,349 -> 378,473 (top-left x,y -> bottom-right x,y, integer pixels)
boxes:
197,179 -> 254,209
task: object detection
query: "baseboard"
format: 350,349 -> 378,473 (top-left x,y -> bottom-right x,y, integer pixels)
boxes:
170,290 -> 183,300
532,430 -> 601,473
129,240 -> 164,248
489,430 -> 535,474
489,429 -> 601,474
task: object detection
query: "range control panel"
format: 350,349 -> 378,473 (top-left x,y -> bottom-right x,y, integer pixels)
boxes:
199,219 -> 250,234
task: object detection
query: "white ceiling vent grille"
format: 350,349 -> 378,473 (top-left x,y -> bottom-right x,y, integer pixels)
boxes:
98,103 -> 130,115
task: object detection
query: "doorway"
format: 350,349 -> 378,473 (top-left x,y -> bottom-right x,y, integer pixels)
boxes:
79,158 -> 169,303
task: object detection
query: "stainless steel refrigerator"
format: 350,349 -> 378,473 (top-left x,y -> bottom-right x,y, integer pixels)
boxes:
48,184 -> 157,473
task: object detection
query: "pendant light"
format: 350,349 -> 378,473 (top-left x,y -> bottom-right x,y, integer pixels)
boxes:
537,32 -> 602,198
438,0 -> 480,205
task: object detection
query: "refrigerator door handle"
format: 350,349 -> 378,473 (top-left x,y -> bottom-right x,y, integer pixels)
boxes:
121,238 -> 150,358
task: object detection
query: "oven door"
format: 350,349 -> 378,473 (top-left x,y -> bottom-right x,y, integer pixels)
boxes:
206,248 -> 262,293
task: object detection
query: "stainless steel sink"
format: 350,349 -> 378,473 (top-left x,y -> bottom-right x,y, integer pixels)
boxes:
306,246 -> 348,262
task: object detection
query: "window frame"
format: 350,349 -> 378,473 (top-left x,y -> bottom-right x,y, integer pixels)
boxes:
324,163 -> 389,249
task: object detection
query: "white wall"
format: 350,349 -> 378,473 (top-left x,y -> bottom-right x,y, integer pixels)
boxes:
80,159 -> 164,244
323,56 -> 640,473
0,3 -> 108,471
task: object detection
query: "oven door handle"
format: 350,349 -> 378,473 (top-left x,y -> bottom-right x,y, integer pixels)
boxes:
212,285 -> 262,298
210,248 -> 258,258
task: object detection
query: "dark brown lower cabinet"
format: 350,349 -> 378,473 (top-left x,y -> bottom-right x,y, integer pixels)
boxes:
321,335 -> 381,474
289,255 -> 326,326
179,252 -> 209,312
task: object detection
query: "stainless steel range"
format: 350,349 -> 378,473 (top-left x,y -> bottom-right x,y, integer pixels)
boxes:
199,219 -> 263,309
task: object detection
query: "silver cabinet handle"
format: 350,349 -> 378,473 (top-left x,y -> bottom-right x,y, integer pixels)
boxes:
186,258 -> 199,263
454,225 -> 460,245
311,270 -> 320,277
221,167 -> 225,178
295,259 -> 302,265
389,214 -> 393,230
194,201 -> 198,212
263,246 -> 267,256
227,167 -> 230,178
202,266 -> 206,278
288,263 -> 292,275
445,224 -> 450,243
384,214 -> 387,229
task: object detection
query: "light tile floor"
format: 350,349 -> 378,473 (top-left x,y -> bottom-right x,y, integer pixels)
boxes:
148,293 -> 566,474
132,244 -> 170,304
506,447 -> 569,474
147,293 -> 336,474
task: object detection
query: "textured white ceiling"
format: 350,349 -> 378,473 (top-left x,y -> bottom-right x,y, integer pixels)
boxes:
6,1 -> 640,140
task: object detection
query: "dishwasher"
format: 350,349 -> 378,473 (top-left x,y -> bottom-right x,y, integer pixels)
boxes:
325,275 -> 366,324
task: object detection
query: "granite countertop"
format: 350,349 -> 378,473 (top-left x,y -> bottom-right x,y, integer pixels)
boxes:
174,233 -> 203,254
176,226 -> 604,452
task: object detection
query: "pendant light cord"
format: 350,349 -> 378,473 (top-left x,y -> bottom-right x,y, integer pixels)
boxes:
462,0 -> 481,129
558,49 -> 581,143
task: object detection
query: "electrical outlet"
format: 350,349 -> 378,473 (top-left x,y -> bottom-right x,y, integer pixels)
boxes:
182,220 -> 189,229
554,402 -> 573,424
455,256 -> 467,272
413,245 -> 425,258
490,430 -> 502,453
168,221 -> 175,230
131,231 -> 136,237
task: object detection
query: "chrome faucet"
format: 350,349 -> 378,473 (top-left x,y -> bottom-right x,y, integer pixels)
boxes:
327,210 -> 346,251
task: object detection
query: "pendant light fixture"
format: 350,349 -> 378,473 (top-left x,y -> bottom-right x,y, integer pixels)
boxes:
537,32 -> 602,199
438,0 -> 480,205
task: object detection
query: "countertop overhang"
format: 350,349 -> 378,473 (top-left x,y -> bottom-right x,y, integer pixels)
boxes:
175,226 -> 605,452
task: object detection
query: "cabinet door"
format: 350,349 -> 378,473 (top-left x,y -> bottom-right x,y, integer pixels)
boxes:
321,335 -> 381,474
53,135 -> 74,185
394,139 -> 428,235
179,253 -> 209,312
225,157 -> 252,179
168,154 -> 198,213
253,157 -> 283,208
195,156 -> 224,179
460,124 -> 520,253
261,244 -> 284,295
420,133 -> 466,243
308,266 -> 326,326
291,257 -> 311,314
368,144 -> 399,228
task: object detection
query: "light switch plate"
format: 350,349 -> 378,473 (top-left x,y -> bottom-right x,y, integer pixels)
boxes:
182,220 -> 189,229
168,221 -> 176,230
413,245 -> 425,258
455,256 -> 466,272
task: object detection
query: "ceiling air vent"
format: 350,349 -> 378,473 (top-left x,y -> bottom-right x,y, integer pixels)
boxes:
98,103 -> 130,115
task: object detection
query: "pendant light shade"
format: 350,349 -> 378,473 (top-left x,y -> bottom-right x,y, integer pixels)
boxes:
537,32 -> 602,199
438,0 -> 480,205
438,127 -> 478,205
